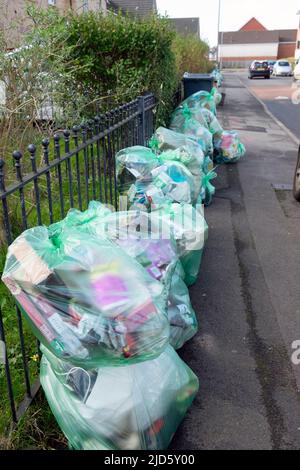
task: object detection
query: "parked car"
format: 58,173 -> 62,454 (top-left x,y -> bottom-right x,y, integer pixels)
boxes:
293,146 -> 300,201
267,60 -> 276,74
248,61 -> 271,79
273,60 -> 293,77
294,59 -> 300,81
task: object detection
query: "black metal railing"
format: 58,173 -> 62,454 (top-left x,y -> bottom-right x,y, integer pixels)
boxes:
0,93 -> 157,427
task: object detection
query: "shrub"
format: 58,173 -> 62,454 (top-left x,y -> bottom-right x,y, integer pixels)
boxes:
173,33 -> 215,77
27,10 -> 179,126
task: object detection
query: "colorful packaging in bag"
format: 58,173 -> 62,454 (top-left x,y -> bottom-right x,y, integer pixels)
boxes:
62,202 -> 198,349
116,146 -> 196,209
84,202 -> 208,286
2,226 -> 169,367
40,345 -> 199,450
169,105 -> 221,206
150,127 -> 204,197
214,131 -> 246,164
149,160 -> 195,206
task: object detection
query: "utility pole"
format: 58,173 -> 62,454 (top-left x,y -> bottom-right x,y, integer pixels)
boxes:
217,0 -> 221,64
297,11 -> 300,60
217,0 -> 224,69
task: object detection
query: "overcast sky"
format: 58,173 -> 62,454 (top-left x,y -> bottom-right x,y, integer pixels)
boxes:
157,0 -> 300,47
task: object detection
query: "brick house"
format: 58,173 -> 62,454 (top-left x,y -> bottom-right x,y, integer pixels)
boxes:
0,0 -> 107,48
219,17 -> 297,68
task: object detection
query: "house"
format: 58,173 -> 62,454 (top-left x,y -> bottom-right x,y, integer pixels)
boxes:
0,0 -> 107,48
167,18 -> 200,37
219,17 -> 297,68
107,0 -> 157,17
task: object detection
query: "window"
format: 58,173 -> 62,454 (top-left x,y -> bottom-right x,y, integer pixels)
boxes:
298,41 -> 300,49
48,0 -> 56,5
83,0 -> 89,12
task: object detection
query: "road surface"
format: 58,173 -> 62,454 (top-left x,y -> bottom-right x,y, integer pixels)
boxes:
239,71 -> 300,140
172,71 -> 300,450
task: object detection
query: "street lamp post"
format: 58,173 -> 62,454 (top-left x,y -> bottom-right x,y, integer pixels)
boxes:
217,0 -> 224,69
217,0 -> 221,64
296,10 -> 300,60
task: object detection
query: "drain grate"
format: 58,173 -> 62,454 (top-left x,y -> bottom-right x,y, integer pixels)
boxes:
224,85 -> 244,89
272,183 -> 293,191
234,126 -> 267,133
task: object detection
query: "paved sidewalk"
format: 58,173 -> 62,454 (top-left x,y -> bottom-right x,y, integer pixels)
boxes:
171,73 -> 300,450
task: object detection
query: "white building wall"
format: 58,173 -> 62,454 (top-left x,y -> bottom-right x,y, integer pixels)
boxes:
219,43 -> 279,58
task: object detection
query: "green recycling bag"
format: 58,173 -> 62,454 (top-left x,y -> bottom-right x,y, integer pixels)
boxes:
150,203 -> 208,286
150,127 -> 204,200
151,127 -> 216,207
60,202 -> 199,349
170,105 -> 213,157
2,225 -> 169,367
213,131 -> 246,164
168,261 -> 198,349
211,86 -> 222,106
88,201 -> 209,286
182,90 -> 217,115
40,345 -> 199,450
116,146 -> 197,209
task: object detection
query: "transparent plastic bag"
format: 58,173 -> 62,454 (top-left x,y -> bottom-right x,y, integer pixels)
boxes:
168,262 -> 198,349
214,131 -> 246,164
150,127 -> 204,199
149,160 -> 195,206
211,69 -> 223,87
91,203 -> 208,286
170,113 -> 213,158
116,146 -> 159,197
40,345 -> 199,450
150,128 -> 216,207
201,169 -> 217,207
171,104 -> 223,139
117,239 -> 198,349
182,90 -> 217,115
193,108 -> 223,136
211,87 -> 222,106
116,146 -> 196,209
2,226 -> 169,367
150,203 -> 208,286
63,203 -> 198,348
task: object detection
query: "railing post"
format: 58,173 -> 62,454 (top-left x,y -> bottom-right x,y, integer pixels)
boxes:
138,95 -> 146,146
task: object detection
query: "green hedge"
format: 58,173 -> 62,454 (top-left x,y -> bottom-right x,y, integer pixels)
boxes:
26,9 -> 213,126
27,10 -> 178,125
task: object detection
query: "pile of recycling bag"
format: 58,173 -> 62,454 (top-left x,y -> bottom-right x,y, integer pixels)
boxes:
2,71 -> 246,450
